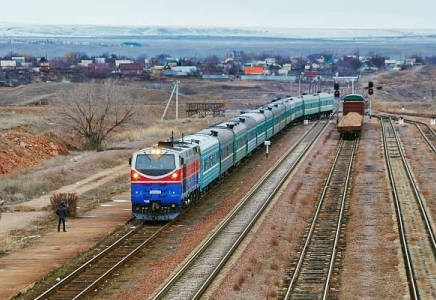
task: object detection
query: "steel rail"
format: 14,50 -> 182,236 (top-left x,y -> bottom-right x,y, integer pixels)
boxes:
35,223 -> 168,299
323,139 -> 356,300
405,119 -> 436,154
283,139 -> 356,299
393,119 -> 436,256
152,119 -> 331,300
194,121 -> 332,300
380,116 -> 419,299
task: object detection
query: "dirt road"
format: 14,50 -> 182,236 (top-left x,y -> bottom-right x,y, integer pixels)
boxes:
0,165 -> 132,299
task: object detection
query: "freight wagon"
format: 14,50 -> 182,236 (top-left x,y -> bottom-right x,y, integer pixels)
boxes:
337,94 -> 365,138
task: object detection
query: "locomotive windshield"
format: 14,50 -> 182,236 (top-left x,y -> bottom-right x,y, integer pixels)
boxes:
135,154 -> 176,176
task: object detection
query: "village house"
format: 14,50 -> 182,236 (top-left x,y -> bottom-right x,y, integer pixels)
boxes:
119,63 -> 143,75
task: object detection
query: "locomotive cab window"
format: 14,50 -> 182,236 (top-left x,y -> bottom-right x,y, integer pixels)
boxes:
136,154 -> 176,176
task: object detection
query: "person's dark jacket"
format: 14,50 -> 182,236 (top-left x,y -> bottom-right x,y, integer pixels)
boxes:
56,204 -> 67,219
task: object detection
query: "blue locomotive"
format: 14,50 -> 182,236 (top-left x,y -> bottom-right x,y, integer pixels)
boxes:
129,92 -> 334,221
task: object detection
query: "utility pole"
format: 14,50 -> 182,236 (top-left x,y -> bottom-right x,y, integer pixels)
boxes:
161,80 -> 180,121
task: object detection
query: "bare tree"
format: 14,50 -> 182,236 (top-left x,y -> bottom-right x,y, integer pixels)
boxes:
57,79 -> 137,150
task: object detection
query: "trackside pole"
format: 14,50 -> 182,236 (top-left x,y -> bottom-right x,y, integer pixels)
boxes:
264,141 -> 271,158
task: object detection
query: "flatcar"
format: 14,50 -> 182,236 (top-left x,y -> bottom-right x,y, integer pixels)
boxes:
129,92 -> 334,221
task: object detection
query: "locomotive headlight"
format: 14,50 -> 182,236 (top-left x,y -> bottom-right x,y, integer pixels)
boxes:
171,171 -> 179,180
150,148 -> 162,155
132,172 -> 140,180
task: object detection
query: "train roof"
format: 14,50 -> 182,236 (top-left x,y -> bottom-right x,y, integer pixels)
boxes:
343,94 -> 365,101
181,133 -> 219,152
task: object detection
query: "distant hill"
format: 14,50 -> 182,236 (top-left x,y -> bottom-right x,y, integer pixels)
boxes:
1,23 -> 436,59
1,22 -> 436,40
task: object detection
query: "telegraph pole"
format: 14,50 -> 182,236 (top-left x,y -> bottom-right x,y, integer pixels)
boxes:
161,80 -> 180,121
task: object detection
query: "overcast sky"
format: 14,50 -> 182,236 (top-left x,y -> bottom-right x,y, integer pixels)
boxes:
2,0 -> 435,29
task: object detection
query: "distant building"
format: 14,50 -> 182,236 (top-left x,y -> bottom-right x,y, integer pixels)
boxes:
95,57 -> 106,64
115,60 -> 133,68
265,58 -> 276,66
149,66 -> 165,79
166,60 -> 179,67
0,60 -> 17,69
282,63 -> 292,71
163,66 -> 197,77
244,66 -> 264,75
87,63 -> 110,77
11,57 -> 25,64
119,63 -> 143,75
405,58 -> 417,66
80,60 -> 93,67
122,42 -> 141,47
304,71 -> 318,79
384,59 -> 402,71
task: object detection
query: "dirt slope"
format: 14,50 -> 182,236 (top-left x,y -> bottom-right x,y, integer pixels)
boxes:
0,131 -> 68,174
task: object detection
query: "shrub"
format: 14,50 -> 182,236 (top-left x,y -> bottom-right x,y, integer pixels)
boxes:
49,192 -> 78,217
270,262 -> 279,271
0,233 -> 19,254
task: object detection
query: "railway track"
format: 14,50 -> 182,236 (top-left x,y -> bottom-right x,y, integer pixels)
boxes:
35,223 -> 167,300
381,116 -> 436,299
405,119 -> 436,154
280,138 -> 357,300
151,119 -> 331,300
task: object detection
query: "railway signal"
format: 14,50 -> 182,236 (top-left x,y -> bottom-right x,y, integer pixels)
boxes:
368,81 -> 374,95
334,82 -> 340,98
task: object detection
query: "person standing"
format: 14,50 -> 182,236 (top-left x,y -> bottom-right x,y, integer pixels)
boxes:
56,202 -> 67,232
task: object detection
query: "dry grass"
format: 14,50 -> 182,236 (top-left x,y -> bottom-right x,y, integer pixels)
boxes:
0,233 -> 29,254
300,196 -> 311,206
269,262 -> 279,271
346,223 -> 356,235
386,217 -> 395,228
264,287 -> 277,298
232,274 -> 248,291
0,109 -> 46,130
249,256 -> 258,265
0,149 -> 132,205
270,237 -> 279,246
289,181 -> 303,202
110,117 -> 214,144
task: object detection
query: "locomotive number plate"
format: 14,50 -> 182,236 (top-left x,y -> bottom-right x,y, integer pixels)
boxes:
149,190 -> 161,194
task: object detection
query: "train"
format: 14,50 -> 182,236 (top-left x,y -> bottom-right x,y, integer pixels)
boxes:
336,94 -> 365,139
129,92 -> 334,221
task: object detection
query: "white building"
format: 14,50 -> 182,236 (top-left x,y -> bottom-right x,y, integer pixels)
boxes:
0,60 -> 17,69
115,60 -> 132,67
12,57 -> 25,64
80,60 -> 93,67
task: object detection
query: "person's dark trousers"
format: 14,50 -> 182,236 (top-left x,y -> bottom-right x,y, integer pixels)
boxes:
58,218 -> 66,232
